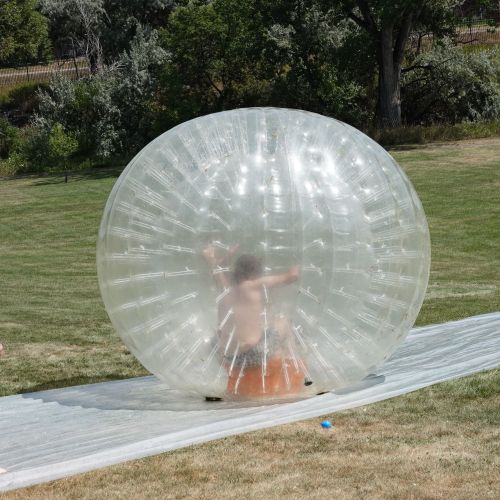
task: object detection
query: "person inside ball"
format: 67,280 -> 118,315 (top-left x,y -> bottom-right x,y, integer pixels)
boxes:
202,244 -> 306,398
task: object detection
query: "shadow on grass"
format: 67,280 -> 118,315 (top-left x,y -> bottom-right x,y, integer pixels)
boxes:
30,167 -> 123,186
387,141 -> 469,152
0,166 -> 123,185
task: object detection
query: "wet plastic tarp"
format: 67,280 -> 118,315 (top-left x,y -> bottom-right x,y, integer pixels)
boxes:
1,312 -> 499,492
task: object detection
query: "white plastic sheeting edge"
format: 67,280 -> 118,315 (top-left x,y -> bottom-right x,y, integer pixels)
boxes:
1,311 -> 499,492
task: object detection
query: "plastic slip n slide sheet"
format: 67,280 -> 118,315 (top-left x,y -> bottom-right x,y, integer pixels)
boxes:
1,312 -> 499,492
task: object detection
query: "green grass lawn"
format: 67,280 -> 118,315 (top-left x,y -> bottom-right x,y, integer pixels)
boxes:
1,138 -> 498,397
0,169 -> 146,396
0,138 -> 499,499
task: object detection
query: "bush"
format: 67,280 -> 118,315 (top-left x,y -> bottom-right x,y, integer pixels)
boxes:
0,81 -> 49,116
47,123 -> 78,165
0,117 -> 21,158
0,152 -> 28,176
371,121 -> 500,146
31,28 -> 167,164
402,40 -> 500,125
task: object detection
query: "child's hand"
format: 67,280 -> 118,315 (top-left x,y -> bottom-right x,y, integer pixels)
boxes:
202,245 -> 217,266
203,243 -> 239,267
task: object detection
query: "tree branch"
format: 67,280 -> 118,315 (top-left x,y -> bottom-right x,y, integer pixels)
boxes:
402,55 -> 457,74
347,11 -> 370,31
355,0 -> 378,34
393,9 -> 416,69
401,63 -> 432,73
413,96 -> 446,123
402,75 -> 432,88
206,72 -> 223,96
456,38 -> 479,45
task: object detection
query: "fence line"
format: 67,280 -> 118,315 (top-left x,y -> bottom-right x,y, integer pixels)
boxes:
0,57 -> 89,89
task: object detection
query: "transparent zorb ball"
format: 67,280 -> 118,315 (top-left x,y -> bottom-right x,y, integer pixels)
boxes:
97,108 -> 430,401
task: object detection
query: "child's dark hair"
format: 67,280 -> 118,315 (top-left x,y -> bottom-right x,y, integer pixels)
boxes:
232,255 -> 263,284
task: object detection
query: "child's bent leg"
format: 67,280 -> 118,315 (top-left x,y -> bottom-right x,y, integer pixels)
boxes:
273,315 -> 299,356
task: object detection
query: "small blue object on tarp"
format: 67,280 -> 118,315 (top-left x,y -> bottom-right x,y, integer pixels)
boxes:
320,420 -> 333,429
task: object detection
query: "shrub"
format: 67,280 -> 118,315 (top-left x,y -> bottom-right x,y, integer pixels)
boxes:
47,123 -> 78,166
371,121 -> 500,146
402,40 -> 500,125
0,81 -> 49,115
0,152 -> 28,176
31,28 -> 167,164
0,117 -> 21,158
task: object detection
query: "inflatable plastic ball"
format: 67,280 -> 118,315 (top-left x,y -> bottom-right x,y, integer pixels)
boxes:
320,420 -> 333,429
97,108 -> 430,402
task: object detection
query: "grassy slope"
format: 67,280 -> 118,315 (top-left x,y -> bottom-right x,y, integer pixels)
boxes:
0,138 -> 499,498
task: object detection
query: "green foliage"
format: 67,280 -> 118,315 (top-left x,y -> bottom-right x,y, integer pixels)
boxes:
157,0 -> 270,129
47,123 -> 78,164
402,41 -> 500,124
0,81 -> 49,116
29,29 -> 167,164
339,0 -> 460,33
31,73 -> 119,161
0,118 -> 34,175
100,0 -> 175,60
40,0 -> 105,73
0,0 -> 51,65
337,1 -> 462,127
40,0 -> 174,71
112,28 -> 169,150
157,0 -> 370,129
19,122 -> 50,171
0,152 -> 28,176
371,121 -> 500,146
265,1 -> 373,126
0,117 -> 21,158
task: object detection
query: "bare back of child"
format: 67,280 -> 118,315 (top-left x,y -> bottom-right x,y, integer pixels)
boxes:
202,246 -> 299,357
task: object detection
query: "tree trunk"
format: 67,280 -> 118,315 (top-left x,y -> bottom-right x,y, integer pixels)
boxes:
377,22 -> 402,128
88,50 -> 99,75
377,60 -> 402,128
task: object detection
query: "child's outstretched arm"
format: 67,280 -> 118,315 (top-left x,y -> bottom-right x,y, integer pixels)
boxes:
250,265 -> 300,289
201,244 -> 239,290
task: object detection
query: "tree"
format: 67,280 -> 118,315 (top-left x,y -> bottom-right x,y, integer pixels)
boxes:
100,0 -> 175,60
40,0 -> 106,73
0,0 -> 50,65
262,0 -> 370,126
401,39 -> 500,124
40,0 -> 176,71
158,0 -> 369,129
158,0 -> 270,127
47,123 -> 78,166
339,0 -> 460,127
32,29 -> 168,161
